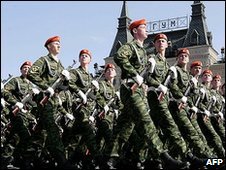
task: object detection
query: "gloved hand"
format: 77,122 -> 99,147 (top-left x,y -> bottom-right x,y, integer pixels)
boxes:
169,66 -> 177,79
89,116 -> 95,123
134,74 -> 143,86
15,102 -> 24,109
199,88 -> 206,99
32,88 -> 40,95
218,112 -> 224,120
115,91 -> 120,100
77,90 -> 87,104
157,84 -> 168,94
61,69 -> 70,80
180,96 -> 187,103
204,110 -> 210,117
91,80 -> 99,91
104,105 -> 110,113
190,106 -> 198,114
148,58 -> 156,73
1,98 -> 5,108
66,113 -> 74,121
46,87 -> 54,97
190,77 -> 198,88
211,96 -> 217,103
114,109 -> 119,120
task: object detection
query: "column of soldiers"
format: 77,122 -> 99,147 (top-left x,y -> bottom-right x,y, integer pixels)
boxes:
1,18 -> 225,169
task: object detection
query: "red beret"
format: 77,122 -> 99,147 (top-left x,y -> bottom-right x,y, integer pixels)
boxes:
20,61 -> 32,70
190,60 -> 202,68
44,36 -> 60,48
105,63 -> 115,72
79,49 -> 92,58
129,19 -> 146,31
213,74 -> 221,80
177,48 -> 190,56
202,69 -> 213,76
153,33 -> 168,42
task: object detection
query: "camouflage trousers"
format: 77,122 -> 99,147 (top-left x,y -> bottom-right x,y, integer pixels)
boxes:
107,84 -> 165,159
197,114 -> 225,157
169,101 -> 213,157
147,91 -> 188,160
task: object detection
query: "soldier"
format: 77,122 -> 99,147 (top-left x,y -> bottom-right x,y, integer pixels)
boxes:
145,34 -> 194,163
67,49 -> 102,168
27,36 -> 73,168
192,65 -> 225,158
94,63 -> 122,161
2,61 -> 38,169
210,74 -> 225,147
107,19 -> 188,169
167,48 -> 213,167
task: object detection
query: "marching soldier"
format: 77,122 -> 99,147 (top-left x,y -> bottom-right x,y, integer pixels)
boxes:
167,48 -> 213,167
27,36 -> 73,168
107,19 -> 188,169
67,49 -> 102,168
145,34 -> 192,163
192,66 -> 225,158
210,74 -> 225,147
2,61 -> 38,169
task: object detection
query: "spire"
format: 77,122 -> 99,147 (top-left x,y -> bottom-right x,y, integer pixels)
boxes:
108,1 -> 133,57
183,1 -> 212,47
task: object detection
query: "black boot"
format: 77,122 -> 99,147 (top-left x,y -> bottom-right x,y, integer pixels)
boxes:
160,152 -> 189,169
187,152 -> 207,168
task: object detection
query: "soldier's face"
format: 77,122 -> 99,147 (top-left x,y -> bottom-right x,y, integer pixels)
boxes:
190,66 -> 202,76
105,68 -> 116,79
154,39 -> 168,52
21,65 -> 31,76
178,53 -> 189,65
134,24 -> 148,39
202,73 -> 212,83
79,54 -> 91,64
48,41 -> 60,55
212,78 -> 221,88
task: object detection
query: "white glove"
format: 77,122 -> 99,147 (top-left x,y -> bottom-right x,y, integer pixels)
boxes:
221,97 -> 225,104
134,74 -> 143,86
204,110 -> 210,117
32,88 -> 40,95
211,96 -> 217,103
199,88 -> 206,99
61,69 -> 70,80
190,106 -> 198,114
46,87 -> 54,97
115,91 -> 120,100
65,113 -> 74,121
218,112 -> 224,120
104,105 -> 110,113
148,58 -> 156,73
78,90 -> 87,104
190,77 -> 198,88
15,102 -> 24,109
89,116 -> 95,123
114,109 -> 119,119
1,82 -> 4,91
169,66 -> 177,79
157,84 -> 168,94
181,96 -> 187,103
91,80 -> 99,91
1,98 -> 5,108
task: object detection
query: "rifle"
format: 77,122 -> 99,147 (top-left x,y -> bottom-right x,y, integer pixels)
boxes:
157,74 -> 171,101
96,97 -> 115,119
2,74 -> 13,85
40,60 -> 76,106
178,85 -> 191,110
130,63 -> 152,94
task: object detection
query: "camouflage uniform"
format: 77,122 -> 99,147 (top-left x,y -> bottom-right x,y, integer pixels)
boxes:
146,53 -> 188,160
111,39 -> 167,162
27,53 -> 68,167
195,83 -> 225,157
3,75 -> 36,167
210,89 -> 225,148
68,66 -> 101,165
168,65 -> 213,158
